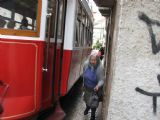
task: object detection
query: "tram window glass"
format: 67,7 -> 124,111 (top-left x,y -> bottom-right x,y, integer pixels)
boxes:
87,18 -> 89,27
77,3 -> 82,21
88,30 -> 90,46
80,24 -> 84,46
82,10 -> 85,24
0,0 -> 41,36
84,28 -> 88,46
57,0 -> 65,38
84,17 -> 88,46
85,15 -> 88,27
74,2 -> 81,47
86,17 -> 90,46
0,0 -> 38,30
46,0 -> 56,38
75,20 -> 80,47
83,26 -> 87,46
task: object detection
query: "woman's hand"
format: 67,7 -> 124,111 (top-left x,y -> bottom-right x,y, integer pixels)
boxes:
94,85 -> 99,91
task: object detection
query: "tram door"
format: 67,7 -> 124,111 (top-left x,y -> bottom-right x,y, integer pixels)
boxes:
42,0 -> 67,109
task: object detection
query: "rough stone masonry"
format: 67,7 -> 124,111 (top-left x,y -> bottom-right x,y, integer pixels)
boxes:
107,0 -> 160,120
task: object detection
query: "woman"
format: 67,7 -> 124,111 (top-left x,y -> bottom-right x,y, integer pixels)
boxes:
83,51 -> 104,120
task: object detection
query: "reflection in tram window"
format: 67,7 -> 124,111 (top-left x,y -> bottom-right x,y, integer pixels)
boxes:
19,17 -> 29,30
74,1 -> 93,47
0,0 -> 38,30
0,19 -> 6,28
46,0 -> 56,38
58,0 -> 64,38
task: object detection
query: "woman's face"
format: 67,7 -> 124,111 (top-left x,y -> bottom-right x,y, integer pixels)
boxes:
90,56 -> 97,66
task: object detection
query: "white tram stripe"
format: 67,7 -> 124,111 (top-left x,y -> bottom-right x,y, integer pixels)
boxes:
0,35 -> 43,41
64,0 -> 77,50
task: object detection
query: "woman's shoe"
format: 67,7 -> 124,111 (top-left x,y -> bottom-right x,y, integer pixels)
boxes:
84,108 -> 89,115
90,116 -> 95,120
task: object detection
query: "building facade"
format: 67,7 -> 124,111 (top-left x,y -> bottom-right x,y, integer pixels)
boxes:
94,0 -> 160,119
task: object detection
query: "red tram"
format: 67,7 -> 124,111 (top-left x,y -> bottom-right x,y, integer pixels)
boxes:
0,0 -> 93,119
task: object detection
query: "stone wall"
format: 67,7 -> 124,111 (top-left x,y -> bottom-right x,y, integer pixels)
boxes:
107,0 -> 160,120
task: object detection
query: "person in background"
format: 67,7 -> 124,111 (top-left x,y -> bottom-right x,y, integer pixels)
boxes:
98,47 -> 104,60
83,51 -> 104,120
20,17 -> 29,30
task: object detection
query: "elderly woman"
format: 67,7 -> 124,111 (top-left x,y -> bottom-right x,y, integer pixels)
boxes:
83,51 -> 104,120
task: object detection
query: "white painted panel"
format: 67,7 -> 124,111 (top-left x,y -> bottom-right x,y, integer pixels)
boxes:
64,0 -> 77,50
40,0 -> 48,40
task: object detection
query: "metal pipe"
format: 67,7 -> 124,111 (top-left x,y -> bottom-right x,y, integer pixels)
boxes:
58,0 -> 67,96
52,0 -> 60,102
43,10 -> 52,72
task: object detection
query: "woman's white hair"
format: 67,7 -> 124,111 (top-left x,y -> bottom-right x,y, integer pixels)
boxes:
90,50 -> 98,57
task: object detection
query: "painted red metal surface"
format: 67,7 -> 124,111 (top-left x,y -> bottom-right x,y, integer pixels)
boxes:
41,43 -> 54,110
60,50 -> 72,96
0,38 -> 44,119
60,47 -> 91,96
0,37 -> 91,119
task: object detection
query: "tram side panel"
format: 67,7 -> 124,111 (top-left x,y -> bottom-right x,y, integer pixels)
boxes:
0,39 -> 44,119
67,48 -> 83,92
59,0 -> 93,95
0,0 -> 63,119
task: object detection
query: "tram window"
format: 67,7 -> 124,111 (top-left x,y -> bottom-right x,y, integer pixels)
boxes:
87,29 -> 90,46
46,0 -> 56,38
75,2 -> 82,47
74,20 -> 80,47
88,32 -> 91,46
0,0 -> 41,36
83,27 -> 87,46
82,10 -> 86,24
86,18 -> 89,27
85,15 -> 87,27
77,3 -> 82,21
84,27 -> 88,46
75,21 -> 79,47
80,23 -> 84,46
80,24 -> 84,46
57,0 -> 65,38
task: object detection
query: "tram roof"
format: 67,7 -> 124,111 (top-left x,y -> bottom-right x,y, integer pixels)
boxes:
93,0 -> 115,17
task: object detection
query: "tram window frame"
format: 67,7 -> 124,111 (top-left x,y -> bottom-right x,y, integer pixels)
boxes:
0,0 -> 42,37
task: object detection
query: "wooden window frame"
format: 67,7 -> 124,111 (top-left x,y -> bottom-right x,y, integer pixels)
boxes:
0,0 -> 42,37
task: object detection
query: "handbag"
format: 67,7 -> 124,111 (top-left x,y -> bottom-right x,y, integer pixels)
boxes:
89,92 -> 99,108
97,86 -> 104,102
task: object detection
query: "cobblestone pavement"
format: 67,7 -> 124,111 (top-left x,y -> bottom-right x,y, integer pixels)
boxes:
60,80 -> 102,120
37,79 -> 102,120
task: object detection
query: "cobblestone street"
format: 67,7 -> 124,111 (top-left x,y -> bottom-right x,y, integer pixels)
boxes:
61,80 -> 102,120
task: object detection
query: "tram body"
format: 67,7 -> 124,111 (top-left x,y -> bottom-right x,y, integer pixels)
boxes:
0,0 -> 93,119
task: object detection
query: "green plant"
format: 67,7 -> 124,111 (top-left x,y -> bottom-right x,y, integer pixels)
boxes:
92,40 -> 102,50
